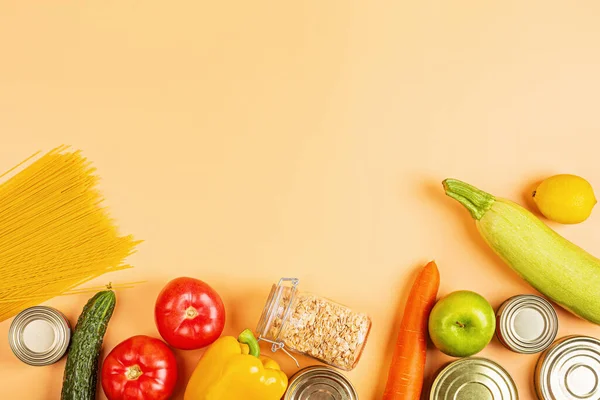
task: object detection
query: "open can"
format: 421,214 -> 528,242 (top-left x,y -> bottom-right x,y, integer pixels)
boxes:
8,306 -> 71,366
430,357 -> 518,399
535,335 -> 600,400
284,366 -> 358,400
496,294 -> 558,354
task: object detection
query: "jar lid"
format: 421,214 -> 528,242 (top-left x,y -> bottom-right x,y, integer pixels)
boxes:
256,277 -> 301,367
430,358 -> 518,400
496,294 -> 558,354
535,335 -> 600,400
9,306 -> 71,366
256,277 -> 299,339
284,366 -> 358,400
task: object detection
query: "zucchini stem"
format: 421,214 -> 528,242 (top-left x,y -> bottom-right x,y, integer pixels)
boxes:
443,179 -> 495,220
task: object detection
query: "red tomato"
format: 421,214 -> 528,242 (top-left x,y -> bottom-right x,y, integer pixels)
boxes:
101,335 -> 177,400
154,277 -> 225,350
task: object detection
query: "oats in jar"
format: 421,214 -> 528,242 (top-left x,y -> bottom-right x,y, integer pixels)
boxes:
257,278 -> 371,371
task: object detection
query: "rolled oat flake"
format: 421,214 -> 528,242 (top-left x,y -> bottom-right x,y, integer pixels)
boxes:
9,306 -> 71,366
256,277 -> 371,370
535,335 -> 600,400
284,366 -> 358,400
496,294 -> 558,354
430,358 -> 518,400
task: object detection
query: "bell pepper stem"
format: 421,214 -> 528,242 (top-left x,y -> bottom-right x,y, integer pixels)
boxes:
238,329 -> 261,358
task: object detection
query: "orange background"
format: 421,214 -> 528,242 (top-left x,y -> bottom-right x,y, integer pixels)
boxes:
2,1 -> 600,399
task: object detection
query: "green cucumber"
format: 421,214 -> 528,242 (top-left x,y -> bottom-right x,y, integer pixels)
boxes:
61,290 -> 116,400
443,178 -> 600,325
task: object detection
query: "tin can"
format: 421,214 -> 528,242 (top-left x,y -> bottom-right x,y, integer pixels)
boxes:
8,306 -> 71,366
284,366 -> 358,400
496,294 -> 558,354
534,335 -> 600,400
430,357 -> 518,400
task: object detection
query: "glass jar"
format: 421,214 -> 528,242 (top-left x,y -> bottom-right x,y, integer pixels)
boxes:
256,278 -> 371,371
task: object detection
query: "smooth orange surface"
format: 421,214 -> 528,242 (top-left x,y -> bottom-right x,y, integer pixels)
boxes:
1,2 -> 600,399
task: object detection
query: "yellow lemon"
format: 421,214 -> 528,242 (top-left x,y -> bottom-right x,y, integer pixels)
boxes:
533,174 -> 597,224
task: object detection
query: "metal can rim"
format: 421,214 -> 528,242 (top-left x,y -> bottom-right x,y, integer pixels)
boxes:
534,335 -> 600,400
496,294 -> 558,354
430,357 -> 519,400
8,306 -> 71,366
284,365 -> 358,400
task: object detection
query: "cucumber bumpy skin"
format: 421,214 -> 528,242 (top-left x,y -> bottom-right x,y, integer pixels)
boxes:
61,290 -> 116,400
444,178 -> 600,325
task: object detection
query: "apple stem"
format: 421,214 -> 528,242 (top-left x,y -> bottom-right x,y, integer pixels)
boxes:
456,321 -> 465,328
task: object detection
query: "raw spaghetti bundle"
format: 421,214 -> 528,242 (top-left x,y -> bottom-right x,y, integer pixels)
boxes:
0,146 -> 140,322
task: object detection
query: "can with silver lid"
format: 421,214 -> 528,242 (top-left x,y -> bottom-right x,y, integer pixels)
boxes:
496,294 -> 558,354
535,335 -> 600,400
9,306 -> 71,366
430,357 -> 518,400
284,366 -> 358,400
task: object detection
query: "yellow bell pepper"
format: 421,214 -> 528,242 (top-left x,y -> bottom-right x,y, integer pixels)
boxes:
184,329 -> 288,400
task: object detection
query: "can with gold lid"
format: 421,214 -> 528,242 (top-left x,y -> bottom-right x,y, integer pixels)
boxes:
496,294 -> 558,354
8,306 -> 71,366
284,366 -> 358,400
535,335 -> 600,400
430,357 -> 518,400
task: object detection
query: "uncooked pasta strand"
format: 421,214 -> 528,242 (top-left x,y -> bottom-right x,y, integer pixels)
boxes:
0,281 -> 145,303
0,146 -> 141,322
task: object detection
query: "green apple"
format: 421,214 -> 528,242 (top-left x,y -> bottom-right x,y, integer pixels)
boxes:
428,290 -> 495,357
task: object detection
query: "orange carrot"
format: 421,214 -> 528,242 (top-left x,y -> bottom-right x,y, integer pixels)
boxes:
382,261 -> 440,400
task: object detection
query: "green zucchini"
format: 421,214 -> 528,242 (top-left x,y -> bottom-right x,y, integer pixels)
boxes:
443,178 -> 600,325
61,290 -> 116,400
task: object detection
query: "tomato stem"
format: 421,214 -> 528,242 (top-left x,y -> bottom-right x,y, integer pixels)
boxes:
125,365 -> 143,380
238,329 -> 260,358
185,306 -> 198,319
